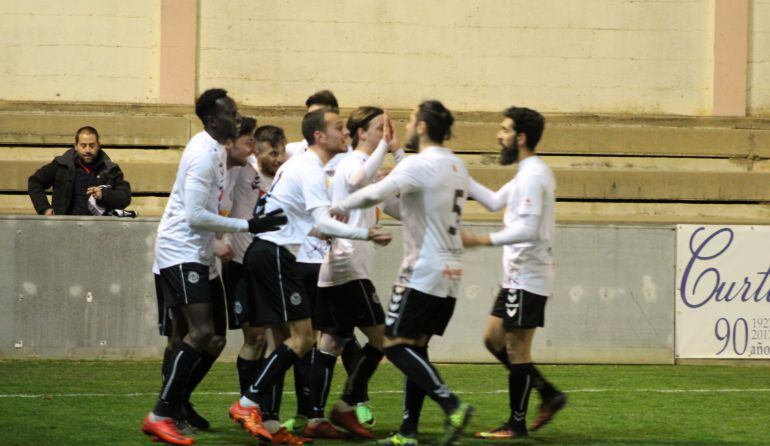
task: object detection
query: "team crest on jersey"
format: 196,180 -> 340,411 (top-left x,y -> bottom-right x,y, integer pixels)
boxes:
290,292 -> 302,306
234,301 -> 243,315
250,175 -> 260,191
187,271 -> 200,284
371,291 -> 380,304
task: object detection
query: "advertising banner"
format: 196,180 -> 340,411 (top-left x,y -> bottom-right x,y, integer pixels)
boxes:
676,225 -> 770,359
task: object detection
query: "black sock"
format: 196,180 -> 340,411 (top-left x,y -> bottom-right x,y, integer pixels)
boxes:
399,346 -> 428,436
237,356 -> 264,396
530,364 -> 560,401
507,363 -> 534,433
341,343 -> 383,406
342,339 -> 369,402
294,347 -> 314,417
309,350 -> 337,418
183,351 -> 217,403
244,344 -> 299,402
161,347 -> 175,386
384,345 -> 458,416
154,342 -> 201,417
260,373 -> 285,421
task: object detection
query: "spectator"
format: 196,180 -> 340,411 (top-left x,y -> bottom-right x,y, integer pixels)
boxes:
28,126 -> 131,215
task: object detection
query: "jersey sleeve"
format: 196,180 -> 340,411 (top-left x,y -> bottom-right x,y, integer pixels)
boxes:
184,152 -> 215,195
303,165 -> 331,211
384,155 -> 424,194
513,175 -> 545,216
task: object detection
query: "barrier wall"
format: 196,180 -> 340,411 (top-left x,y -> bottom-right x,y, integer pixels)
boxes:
0,216 -> 675,363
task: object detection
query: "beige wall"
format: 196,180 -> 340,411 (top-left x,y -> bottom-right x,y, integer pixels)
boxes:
199,0 -> 713,114
0,0 -> 159,103
749,0 -> 770,114
0,0 -> 764,117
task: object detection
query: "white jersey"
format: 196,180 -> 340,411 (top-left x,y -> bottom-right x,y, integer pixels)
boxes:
226,156 -> 273,263
499,156 -> 556,296
318,151 -> 379,287
153,131 -> 230,275
387,146 -> 468,297
286,139 -> 352,263
258,150 -> 331,250
285,139 -> 309,158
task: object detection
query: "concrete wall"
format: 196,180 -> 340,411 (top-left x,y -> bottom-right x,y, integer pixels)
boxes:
199,0 -> 713,114
0,216 -> 674,364
0,0 -> 160,102
749,0 -> 770,114
0,0 -> 741,116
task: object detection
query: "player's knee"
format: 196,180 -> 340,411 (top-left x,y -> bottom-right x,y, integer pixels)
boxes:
484,336 -> 504,355
209,335 -> 226,355
188,325 -> 215,347
319,333 -> 346,356
505,343 -> 529,363
293,331 -> 315,356
167,335 -> 184,351
243,328 -> 267,349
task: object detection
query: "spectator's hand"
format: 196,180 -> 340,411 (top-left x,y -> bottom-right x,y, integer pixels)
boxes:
87,186 -> 103,201
367,225 -> 392,246
248,209 -> 288,234
43,208 -> 54,216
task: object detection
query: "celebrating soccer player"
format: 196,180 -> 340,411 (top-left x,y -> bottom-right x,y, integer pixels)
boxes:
143,89 -> 287,445
331,100 -> 474,446
462,106 -> 567,439
304,107 -> 404,439
228,107 -> 392,444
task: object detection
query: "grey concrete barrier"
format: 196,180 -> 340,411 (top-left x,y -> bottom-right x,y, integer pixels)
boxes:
0,216 -> 674,364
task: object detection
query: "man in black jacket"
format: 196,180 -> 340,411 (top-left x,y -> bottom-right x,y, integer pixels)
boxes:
28,126 -> 131,215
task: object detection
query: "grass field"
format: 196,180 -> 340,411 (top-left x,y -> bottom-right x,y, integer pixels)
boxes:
0,360 -> 768,445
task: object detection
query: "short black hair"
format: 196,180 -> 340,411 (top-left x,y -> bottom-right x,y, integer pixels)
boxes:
75,126 -> 100,144
503,106 -> 545,150
195,88 -> 228,124
416,100 -> 453,144
305,90 -> 339,113
239,117 -> 257,137
301,109 -> 329,145
347,106 -> 384,148
255,125 -> 286,150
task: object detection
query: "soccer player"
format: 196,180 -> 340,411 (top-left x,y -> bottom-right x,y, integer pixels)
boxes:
221,124 -> 313,444
142,89 -> 287,445
220,122 -> 286,393
282,89 -> 369,433
304,107 -> 403,439
462,106 -> 567,439
331,100 -> 474,446
228,108 -> 392,443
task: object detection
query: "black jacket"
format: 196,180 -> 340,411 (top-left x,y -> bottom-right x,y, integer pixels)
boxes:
27,149 -> 132,215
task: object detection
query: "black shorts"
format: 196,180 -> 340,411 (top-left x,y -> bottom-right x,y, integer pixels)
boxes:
318,279 -> 385,338
155,265 -> 227,337
384,286 -> 456,339
222,260 -> 247,330
297,262 -> 337,332
239,238 -> 312,326
491,288 -> 547,330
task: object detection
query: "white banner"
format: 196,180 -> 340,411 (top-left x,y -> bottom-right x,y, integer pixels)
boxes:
676,225 -> 770,359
